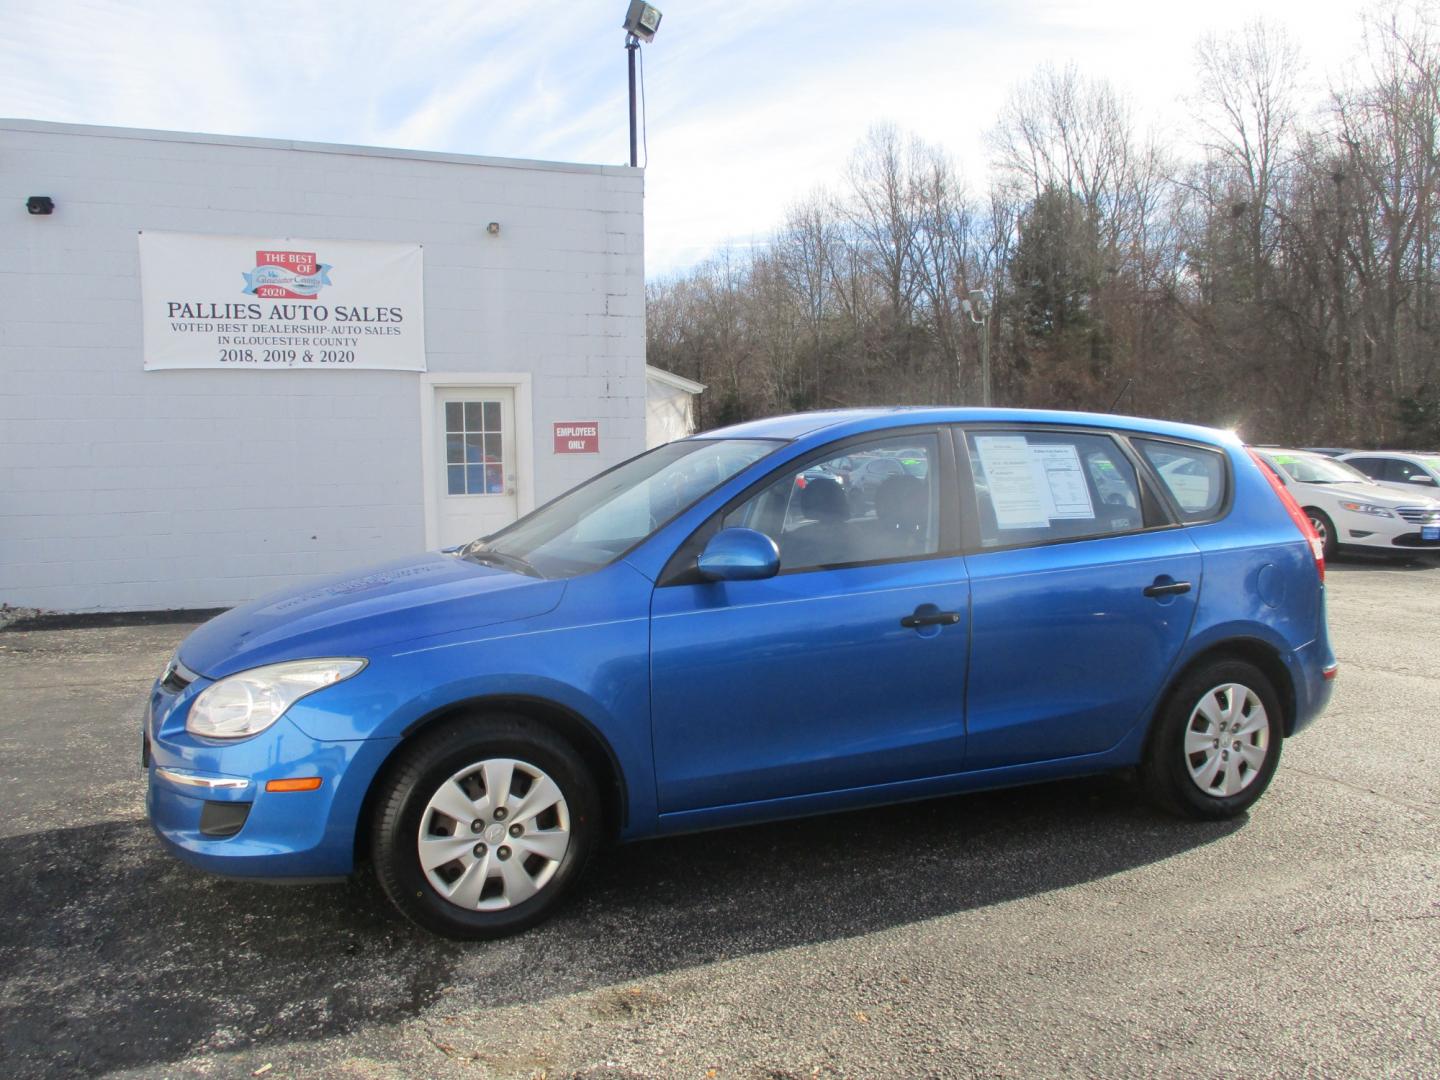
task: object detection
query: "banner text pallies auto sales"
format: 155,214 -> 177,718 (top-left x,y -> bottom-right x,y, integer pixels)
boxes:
165,302 -> 405,323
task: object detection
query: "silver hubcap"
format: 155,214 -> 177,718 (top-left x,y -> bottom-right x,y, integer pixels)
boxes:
1309,516 -> 1328,544
1184,683 -> 1270,797
417,758 -> 571,911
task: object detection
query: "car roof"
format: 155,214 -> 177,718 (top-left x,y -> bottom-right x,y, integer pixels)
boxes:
694,407 -> 1239,446
1339,450 -> 1436,459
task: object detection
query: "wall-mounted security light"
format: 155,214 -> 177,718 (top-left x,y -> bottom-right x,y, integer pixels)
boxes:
486,221 -> 501,235
622,1 -> 662,43
26,196 -> 55,215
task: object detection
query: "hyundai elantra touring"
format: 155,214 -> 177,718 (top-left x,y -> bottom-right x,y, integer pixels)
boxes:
145,409 -> 1336,938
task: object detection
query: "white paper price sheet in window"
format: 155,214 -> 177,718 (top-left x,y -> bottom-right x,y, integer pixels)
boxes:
974,435 -> 1096,530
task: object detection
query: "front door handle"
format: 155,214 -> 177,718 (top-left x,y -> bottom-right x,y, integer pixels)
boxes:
1143,580 -> 1192,598
901,610 -> 961,628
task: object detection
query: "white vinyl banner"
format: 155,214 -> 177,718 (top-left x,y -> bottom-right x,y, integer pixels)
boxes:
140,232 -> 425,371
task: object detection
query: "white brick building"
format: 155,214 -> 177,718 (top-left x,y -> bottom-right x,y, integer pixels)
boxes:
0,119 -> 648,613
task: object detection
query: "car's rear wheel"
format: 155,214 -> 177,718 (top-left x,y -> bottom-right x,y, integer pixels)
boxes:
1141,659 -> 1283,820
1305,507 -> 1337,561
370,714 -> 599,939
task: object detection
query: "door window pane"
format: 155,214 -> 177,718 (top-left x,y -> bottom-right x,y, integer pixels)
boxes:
444,399 -> 504,495
968,430 -> 1143,547
1387,458 -> 1434,485
1134,439 -> 1227,521
722,436 -> 940,571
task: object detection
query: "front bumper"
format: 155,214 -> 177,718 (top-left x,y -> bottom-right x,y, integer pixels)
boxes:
1341,513 -> 1440,551
145,676 -> 397,878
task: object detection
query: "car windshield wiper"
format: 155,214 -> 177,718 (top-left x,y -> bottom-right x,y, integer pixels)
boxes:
459,543 -> 542,578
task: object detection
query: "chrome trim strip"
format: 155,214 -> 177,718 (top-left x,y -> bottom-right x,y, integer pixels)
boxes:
155,767 -> 251,791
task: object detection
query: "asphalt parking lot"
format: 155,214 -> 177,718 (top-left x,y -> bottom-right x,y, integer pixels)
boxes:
1,558 -> 1438,1079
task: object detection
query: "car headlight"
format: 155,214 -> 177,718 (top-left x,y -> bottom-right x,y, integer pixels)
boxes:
187,658 -> 366,739
1339,501 -> 1394,518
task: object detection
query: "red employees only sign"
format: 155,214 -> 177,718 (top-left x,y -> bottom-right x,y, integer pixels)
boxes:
554,421 -> 600,454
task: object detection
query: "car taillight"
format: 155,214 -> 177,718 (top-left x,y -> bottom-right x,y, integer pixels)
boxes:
1245,447 -> 1325,582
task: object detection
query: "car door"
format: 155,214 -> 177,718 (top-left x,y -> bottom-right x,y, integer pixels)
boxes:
649,430 -> 971,815
1384,457 -> 1440,495
958,426 -> 1204,771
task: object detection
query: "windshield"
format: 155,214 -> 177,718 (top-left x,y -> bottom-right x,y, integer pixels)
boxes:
464,439 -> 779,578
1264,451 -> 1372,485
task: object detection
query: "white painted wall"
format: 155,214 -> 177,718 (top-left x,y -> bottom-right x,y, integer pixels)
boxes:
0,120 -> 646,612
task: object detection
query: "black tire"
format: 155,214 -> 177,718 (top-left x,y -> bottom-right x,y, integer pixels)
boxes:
1140,659 -> 1284,820
1305,507 -> 1337,562
370,714 -> 599,939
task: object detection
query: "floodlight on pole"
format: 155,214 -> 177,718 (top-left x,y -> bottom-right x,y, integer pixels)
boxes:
623,1 -> 662,42
622,2 -> 662,168
963,288 -> 993,407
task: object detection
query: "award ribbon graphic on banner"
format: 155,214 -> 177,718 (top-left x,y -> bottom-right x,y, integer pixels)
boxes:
241,249 -> 334,299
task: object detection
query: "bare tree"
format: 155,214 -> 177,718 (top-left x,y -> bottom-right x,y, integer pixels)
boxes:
1192,21 -> 1301,296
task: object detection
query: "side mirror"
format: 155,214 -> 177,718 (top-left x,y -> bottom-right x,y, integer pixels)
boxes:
697,528 -> 780,582
1410,474 -> 1436,484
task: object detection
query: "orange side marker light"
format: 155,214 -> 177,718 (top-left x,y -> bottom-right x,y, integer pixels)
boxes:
265,777 -> 323,792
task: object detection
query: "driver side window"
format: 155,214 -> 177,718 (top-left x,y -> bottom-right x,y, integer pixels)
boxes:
721,436 -> 940,572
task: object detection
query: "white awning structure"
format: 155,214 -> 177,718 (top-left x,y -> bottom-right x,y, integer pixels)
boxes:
645,365 -> 707,447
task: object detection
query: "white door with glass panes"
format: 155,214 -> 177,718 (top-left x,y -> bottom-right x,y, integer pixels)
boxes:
435,387 -> 518,548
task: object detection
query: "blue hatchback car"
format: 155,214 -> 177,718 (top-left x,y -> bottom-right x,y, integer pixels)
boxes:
146,408 -> 1336,938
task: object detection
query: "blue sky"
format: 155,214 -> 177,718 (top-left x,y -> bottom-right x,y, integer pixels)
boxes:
1,0 -> 1374,276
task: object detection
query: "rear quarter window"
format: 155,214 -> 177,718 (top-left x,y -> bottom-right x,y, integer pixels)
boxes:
1134,439 -> 1228,522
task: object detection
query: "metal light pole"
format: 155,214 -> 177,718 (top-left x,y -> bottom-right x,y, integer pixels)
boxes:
621,2 -> 662,168
626,34 -> 639,167
962,289 -> 993,406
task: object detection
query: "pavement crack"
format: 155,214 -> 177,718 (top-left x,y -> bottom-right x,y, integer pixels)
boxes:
1,678 -> 154,690
1330,657 -> 1440,683
1286,766 -> 1438,820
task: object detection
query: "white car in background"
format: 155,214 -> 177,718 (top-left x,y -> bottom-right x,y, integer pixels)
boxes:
1253,449 -> 1440,559
1338,450 -> 1440,497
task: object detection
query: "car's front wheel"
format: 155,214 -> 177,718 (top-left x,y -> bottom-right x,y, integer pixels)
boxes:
1141,659 -> 1283,820
370,714 -> 599,939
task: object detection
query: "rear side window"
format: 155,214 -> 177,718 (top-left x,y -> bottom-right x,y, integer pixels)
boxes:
1134,439 -> 1227,521
1345,457 -> 1385,480
965,429 -> 1144,548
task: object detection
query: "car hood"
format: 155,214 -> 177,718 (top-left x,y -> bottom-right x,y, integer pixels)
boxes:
179,552 -> 565,679
1297,480 -> 1439,507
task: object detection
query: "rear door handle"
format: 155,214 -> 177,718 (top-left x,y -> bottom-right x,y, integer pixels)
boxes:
1143,580 -> 1192,598
900,610 -> 961,628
